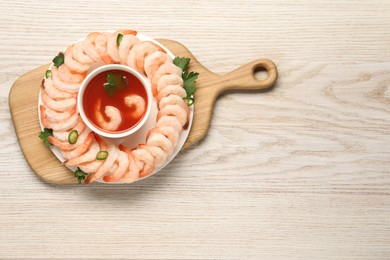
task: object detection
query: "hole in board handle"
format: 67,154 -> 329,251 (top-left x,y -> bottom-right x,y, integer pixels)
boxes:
254,66 -> 268,81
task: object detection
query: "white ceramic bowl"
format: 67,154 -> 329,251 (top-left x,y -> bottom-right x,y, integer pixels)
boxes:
77,64 -> 153,139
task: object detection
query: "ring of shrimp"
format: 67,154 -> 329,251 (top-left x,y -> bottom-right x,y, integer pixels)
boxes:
40,30 -> 191,184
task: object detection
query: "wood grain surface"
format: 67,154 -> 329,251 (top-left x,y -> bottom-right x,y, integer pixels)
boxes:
1,0 -> 390,259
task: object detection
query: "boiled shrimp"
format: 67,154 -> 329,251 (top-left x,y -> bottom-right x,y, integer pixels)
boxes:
52,120 -> 86,142
118,144 -> 139,182
147,132 -> 173,155
126,42 -> 141,70
157,74 -> 183,93
159,95 -> 190,123
156,115 -> 182,133
156,84 -> 187,102
119,34 -> 140,64
103,151 -> 129,182
124,95 -> 145,119
63,132 -> 94,160
139,144 -> 167,168
151,62 -> 182,88
95,99 -> 123,131
159,94 -> 189,112
83,32 -> 102,62
43,79 -> 75,100
84,144 -> 119,184
132,148 -> 154,169
130,41 -> 159,73
47,128 -> 91,151
106,31 -> 122,63
72,41 -> 94,64
52,66 -> 81,93
79,160 -> 103,174
41,90 -> 76,112
64,45 -> 90,73
148,126 -> 179,147
107,30 -> 137,63
43,106 -> 76,123
139,164 -> 154,178
132,148 -> 155,178
78,134 -> 106,173
40,105 -> 78,131
65,138 -> 100,166
144,51 -> 172,79
57,64 -> 85,84
108,162 -> 119,176
95,32 -> 114,64
157,104 -> 188,127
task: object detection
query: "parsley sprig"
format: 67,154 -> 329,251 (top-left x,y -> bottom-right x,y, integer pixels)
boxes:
74,168 -> 88,184
103,73 -> 128,97
173,57 -> 190,71
39,128 -> 53,147
104,73 -> 128,96
173,57 -> 198,106
104,73 -> 116,96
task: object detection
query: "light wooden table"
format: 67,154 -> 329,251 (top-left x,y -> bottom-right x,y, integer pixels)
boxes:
1,0 -> 389,259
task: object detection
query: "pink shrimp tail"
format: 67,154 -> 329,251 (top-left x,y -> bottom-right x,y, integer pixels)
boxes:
103,175 -> 117,182
47,135 -> 61,148
139,164 -> 154,178
121,29 -> 137,36
84,176 -> 93,184
152,84 -> 158,97
101,54 -> 115,64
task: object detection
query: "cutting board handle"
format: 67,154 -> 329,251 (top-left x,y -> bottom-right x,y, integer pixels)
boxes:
181,56 -> 278,149
216,59 -> 278,94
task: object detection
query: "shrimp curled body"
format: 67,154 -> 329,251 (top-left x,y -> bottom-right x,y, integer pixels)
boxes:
124,95 -> 146,119
95,100 -> 123,131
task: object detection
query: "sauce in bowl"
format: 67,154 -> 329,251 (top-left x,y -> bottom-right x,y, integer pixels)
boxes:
83,70 -> 148,133
78,65 -> 152,138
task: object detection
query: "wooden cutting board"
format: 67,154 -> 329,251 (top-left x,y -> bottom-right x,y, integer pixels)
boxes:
9,39 -> 278,184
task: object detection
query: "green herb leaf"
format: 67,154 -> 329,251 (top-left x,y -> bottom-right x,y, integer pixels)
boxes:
52,52 -> 64,67
104,73 -> 128,96
173,57 -> 190,71
104,73 -> 116,96
104,84 -> 116,96
183,71 -> 199,97
117,33 -> 123,46
74,168 -> 88,184
39,128 -> 53,147
173,57 -> 198,106
106,73 -> 115,85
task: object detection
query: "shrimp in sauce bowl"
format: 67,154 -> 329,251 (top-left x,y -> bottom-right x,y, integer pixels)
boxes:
78,64 -> 152,138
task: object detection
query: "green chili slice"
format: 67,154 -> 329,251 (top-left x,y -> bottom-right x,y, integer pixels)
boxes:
45,69 -> 52,79
96,151 -> 108,160
68,130 -> 78,144
116,33 -> 123,46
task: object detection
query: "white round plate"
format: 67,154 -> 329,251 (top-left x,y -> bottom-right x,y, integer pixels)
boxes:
38,32 -> 194,183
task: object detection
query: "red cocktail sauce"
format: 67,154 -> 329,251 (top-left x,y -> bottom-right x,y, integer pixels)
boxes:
83,70 -> 148,133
